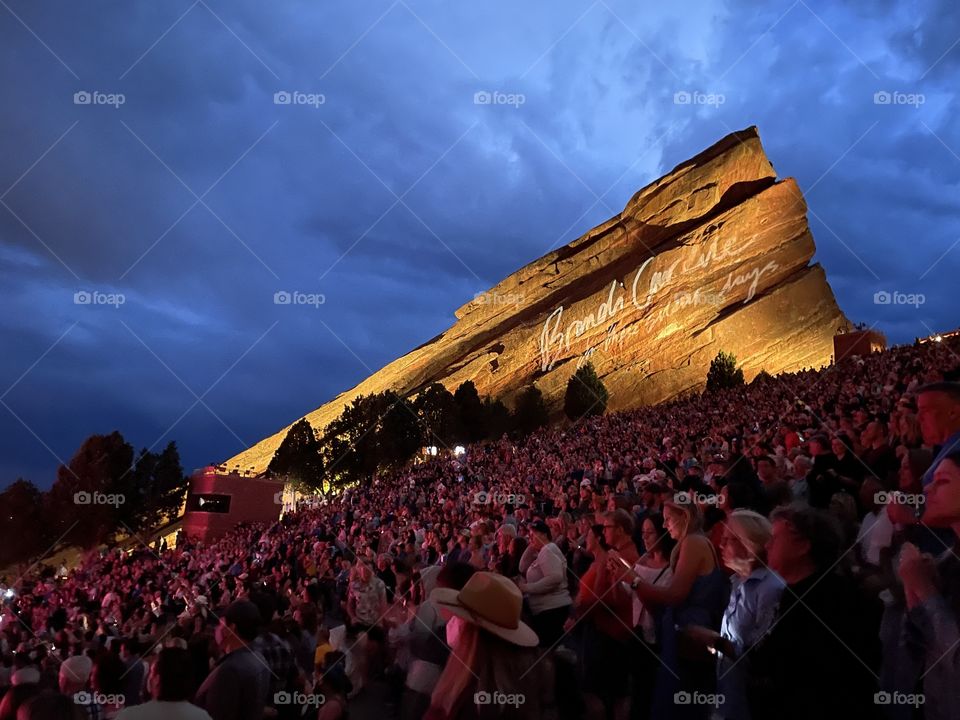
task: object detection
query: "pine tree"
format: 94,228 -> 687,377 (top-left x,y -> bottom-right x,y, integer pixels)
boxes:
705,350 -> 745,392
563,362 -> 609,420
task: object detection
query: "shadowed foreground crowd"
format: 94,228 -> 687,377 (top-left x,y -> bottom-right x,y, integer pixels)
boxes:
3,337 -> 960,720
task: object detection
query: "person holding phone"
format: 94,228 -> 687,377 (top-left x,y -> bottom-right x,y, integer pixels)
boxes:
610,497 -> 728,720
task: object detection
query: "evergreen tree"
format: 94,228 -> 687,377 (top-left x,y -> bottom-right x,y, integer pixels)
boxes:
512,386 -> 549,437
269,418 -> 325,492
454,381 -> 486,443
705,350 -> 745,392
563,362 -> 608,420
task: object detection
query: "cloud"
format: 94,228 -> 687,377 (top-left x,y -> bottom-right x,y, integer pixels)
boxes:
0,0 -> 957,485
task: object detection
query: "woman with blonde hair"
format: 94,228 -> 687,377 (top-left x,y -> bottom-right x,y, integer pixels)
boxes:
425,572 -> 551,719
684,509 -> 786,720
610,496 -> 729,720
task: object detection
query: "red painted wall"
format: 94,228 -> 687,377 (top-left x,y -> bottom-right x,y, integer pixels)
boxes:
834,330 -> 886,363
182,467 -> 283,542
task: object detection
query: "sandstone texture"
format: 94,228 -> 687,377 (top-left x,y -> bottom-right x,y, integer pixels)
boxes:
227,126 -> 848,473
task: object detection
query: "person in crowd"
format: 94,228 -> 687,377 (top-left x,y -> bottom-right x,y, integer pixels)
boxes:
377,554 -> 398,602
518,520 -> 571,648
754,456 -> 791,513
683,510 -> 785,720
565,523 -> 631,720
629,512 -> 674,720
16,690 -> 86,720
426,572 -> 549,719
0,683 -> 40,720
247,593 -> 296,719
116,648 -> 212,720
194,600 -> 269,720
347,562 -> 388,630
859,420 -> 898,486
805,434 -> 842,508
750,504 -> 880,720
917,382 -> 960,486
400,562 -> 475,720
118,639 -> 146,707
58,655 -> 98,720
898,448 -> 960,720
316,652 -> 352,720
91,651 -> 126,719
612,498 -> 729,720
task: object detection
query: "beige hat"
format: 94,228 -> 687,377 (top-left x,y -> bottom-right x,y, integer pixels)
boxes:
60,654 -> 93,684
431,572 -> 538,647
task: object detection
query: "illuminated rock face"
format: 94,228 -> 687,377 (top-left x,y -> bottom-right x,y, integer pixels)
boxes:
228,126 -> 847,473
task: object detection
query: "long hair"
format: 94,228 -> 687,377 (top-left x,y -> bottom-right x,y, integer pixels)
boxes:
429,623 -> 547,719
665,502 -> 703,570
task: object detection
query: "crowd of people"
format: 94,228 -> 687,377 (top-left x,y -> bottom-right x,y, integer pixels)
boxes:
2,334 -> 960,720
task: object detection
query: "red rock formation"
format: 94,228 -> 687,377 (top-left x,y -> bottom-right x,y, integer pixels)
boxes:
227,126 -> 847,473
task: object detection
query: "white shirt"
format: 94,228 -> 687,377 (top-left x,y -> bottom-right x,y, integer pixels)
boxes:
116,701 -> 212,720
630,563 -> 672,643
857,510 -> 893,567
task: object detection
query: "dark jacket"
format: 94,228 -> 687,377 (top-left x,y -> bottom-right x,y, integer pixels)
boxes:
748,570 -> 881,720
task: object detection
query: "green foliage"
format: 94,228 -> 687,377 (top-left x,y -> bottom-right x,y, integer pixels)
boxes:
269,418 -> 326,492
125,442 -> 188,532
512,385 -> 549,437
705,350 -> 745,392
563,362 -> 609,420
0,479 -> 45,567
482,397 -> 511,440
454,381 -> 486,444
751,369 -> 773,385
414,383 -> 461,448
44,431 -> 135,548
319,391 -> 422,488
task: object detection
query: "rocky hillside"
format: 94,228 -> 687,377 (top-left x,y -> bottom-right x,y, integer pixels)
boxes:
226,126 -> 847,473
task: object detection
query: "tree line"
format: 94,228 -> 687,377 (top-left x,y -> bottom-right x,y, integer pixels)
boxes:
0,434 -> 188,568
268,365 -> 614,495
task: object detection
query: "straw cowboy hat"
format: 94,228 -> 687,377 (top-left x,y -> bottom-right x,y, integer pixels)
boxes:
431,571 -> 538,647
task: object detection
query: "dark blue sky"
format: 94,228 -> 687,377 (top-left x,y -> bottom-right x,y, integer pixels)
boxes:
1,0 -> 958,488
